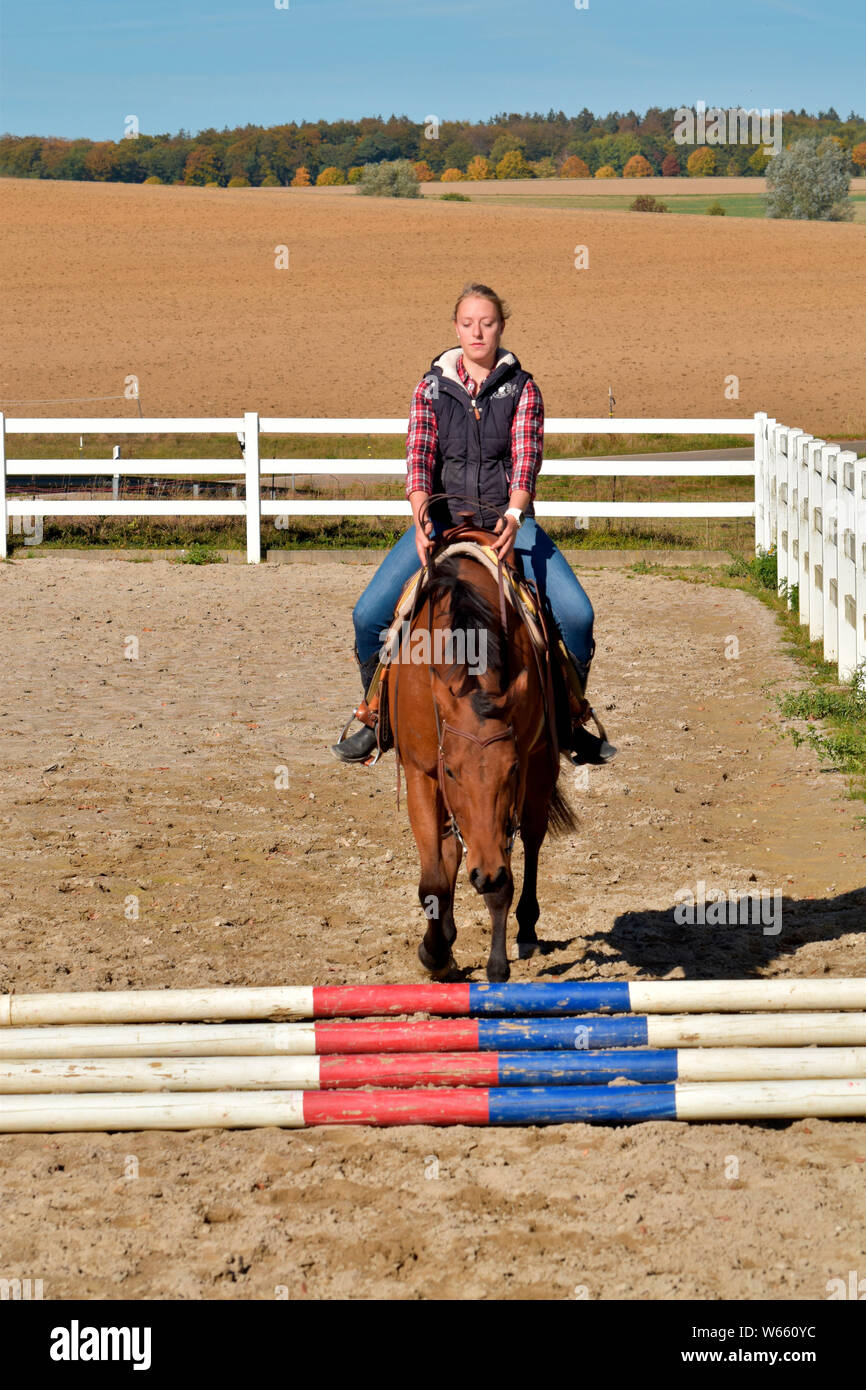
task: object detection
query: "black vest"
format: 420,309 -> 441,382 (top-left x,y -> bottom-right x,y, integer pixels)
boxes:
423,349 -> 535,527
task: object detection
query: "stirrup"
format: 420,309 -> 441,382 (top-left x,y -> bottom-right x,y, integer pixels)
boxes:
332,712 -> 381,765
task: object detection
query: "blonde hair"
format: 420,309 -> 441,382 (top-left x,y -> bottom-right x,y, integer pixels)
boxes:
453,282 -> 510,326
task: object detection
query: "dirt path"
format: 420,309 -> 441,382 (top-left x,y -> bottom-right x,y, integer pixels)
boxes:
1,556 -> 864,1300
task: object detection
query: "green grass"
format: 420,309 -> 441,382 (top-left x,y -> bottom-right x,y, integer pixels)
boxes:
449,191 -> 866,220
634,546 -> 866,804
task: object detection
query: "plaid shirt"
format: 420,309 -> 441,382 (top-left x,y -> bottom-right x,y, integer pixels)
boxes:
405,354 -> 544,502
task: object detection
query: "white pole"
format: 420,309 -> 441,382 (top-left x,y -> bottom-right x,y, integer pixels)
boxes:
646,1013 -> 866,1048
0,1091 -> 307,1133
0,986 -> 314,1027
0,1022 -> 318,1058
629,979 -> 866,1012
244,409 -> 261,562
0,1056 -> 323,1092
0,1049 -> 864,1093
674,1079 -> 866,1121
676,1046 -> 866,1081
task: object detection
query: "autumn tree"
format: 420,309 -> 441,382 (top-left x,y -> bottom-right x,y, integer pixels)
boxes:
686,147 -> 716,176
183,145 -> 222,185
623,153 -> 653,177
291,166 -> 311,186
466,155 -> 493,180
496,148 -> 533,179
560,154 -> 590,178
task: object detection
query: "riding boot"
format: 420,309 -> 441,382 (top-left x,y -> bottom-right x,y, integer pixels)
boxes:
563,649 -> 617,766
330,650 -> 383,763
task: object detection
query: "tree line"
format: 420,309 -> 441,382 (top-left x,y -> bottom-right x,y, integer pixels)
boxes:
1,108 -> 864,185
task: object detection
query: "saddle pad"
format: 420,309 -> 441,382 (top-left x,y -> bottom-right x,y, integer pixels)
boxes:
381,542 -> 546,664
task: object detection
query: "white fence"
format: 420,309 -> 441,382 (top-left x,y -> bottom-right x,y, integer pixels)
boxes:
754,415 -> 866,682
5,408 -> 861,681
1,410 -> 758,566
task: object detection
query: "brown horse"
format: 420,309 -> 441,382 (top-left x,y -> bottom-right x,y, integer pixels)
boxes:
388,545 -> 578,982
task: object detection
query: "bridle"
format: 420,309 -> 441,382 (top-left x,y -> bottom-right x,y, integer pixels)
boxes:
391,490 -> 554,858
433,707 -> 521,856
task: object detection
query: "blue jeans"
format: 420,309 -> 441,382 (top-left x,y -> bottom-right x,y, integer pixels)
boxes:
352,517 -> 594,669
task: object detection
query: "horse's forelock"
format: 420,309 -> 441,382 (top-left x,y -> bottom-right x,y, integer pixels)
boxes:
425,555 -> 504,701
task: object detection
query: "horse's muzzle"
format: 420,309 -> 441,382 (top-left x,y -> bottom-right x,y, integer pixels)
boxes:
469,864 -> 509,895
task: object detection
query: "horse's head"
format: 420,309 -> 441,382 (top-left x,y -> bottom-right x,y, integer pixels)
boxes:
432,664 -> 532,894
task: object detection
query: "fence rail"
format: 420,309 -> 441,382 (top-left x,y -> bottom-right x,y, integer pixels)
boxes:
1,411 -> 758,567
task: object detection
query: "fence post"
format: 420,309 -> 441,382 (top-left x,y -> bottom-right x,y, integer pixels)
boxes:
856,456 -> 866,678
807,439 -> 826,647
244,411 -> 261,564
781,428 -> 803,605
821,444 -> 840,669
837,451 -> 859,682
796,434 -> 813,630
0,412 -> 6,561
756,411 -> 767,553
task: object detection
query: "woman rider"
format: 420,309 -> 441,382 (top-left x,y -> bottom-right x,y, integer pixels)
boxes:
330,282 -> 614,766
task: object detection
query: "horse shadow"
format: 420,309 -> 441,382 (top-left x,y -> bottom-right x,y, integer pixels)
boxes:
530,885 -> 866,980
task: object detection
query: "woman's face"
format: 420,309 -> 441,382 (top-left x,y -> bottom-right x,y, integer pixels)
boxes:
454,296 -> 503,366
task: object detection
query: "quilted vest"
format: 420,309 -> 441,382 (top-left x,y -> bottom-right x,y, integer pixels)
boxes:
422,348 -> 534,527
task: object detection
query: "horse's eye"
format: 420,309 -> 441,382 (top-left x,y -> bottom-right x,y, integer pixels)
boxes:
445,766 -> 455,779
510,761 -> 519,777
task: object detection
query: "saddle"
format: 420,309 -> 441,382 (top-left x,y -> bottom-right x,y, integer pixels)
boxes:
355,523 -> 577,765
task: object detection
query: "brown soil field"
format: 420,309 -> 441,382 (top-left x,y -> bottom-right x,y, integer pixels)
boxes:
1,177 -> 864,436
1,555 -> 865,1300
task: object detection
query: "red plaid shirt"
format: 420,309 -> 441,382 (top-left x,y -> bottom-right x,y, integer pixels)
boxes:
405,353 -> 544,502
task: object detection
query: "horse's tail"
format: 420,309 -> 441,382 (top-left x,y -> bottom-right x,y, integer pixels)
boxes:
547,778 -> 579,836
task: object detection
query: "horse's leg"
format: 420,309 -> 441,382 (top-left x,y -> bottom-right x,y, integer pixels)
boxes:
405,766 -> 455,974
515,753 -> 553,958
484,874 -> 515,983
439,827 -> 462,950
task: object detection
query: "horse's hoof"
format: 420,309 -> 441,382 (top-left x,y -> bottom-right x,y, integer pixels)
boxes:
418,941 -> 455,977
486,962 -> 510,983
517,940 -> 540,959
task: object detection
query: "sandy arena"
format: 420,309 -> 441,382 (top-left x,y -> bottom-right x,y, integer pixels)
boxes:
1,555 -> 865,1299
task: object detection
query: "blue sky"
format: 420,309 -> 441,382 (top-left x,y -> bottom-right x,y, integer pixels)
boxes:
1,0 -> 862,140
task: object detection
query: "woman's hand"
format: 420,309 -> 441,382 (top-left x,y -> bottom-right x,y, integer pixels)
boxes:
415,516 -> 435,567
409,491 -> 435,567
492,513 -> 519,562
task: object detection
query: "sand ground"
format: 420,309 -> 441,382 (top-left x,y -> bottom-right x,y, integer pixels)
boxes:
0,555 -> 865,1299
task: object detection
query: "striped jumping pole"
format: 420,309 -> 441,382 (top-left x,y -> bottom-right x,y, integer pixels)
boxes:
3,1013 -> 866,1058
3,979 -> 866,1025
1,1048 -> 866,1093
2,1080 -> 866,1131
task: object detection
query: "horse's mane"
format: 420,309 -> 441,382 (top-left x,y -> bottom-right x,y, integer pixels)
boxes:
424,553 -> 504,709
